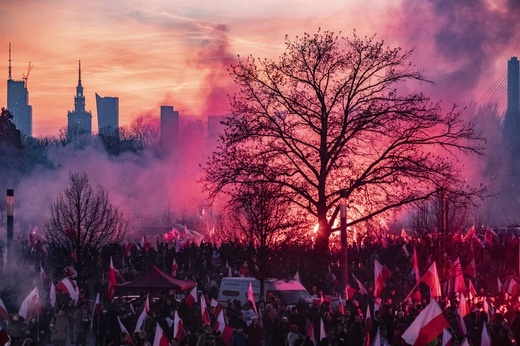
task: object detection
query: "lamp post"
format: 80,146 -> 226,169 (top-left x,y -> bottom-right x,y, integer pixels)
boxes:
339,189 -> 348,294
6,189 -> 14,264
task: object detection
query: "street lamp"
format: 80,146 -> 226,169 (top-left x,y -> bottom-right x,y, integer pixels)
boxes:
339,189 -> 348,295
6,189 -> 14,264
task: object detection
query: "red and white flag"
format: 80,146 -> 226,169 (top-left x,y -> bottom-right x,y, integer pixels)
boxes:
56,277 -> 80,304
402,299 -> 449,346
90,292 -> 101,329
0,325 -> 10,346
108,257 -> 117,300
134,295 -> 149,333
213,310 -> 233,345
498,277 -> 504,293
247,281 -> 257,314
508,278 -> 520,297
402,244 -> 410,257
465,258 -> 476,279
481,322 -> 491,346
184,286 -> 197,308
307,322 -> 316,345
0,298 -> 8,321
365,305 -> 372,333
117,316 -> 134,345
173,310 -> 185,341
442,328 -> 452,346
19,287 -> 41,320
412,247 -> 420,285
40,264 -> 47,282
319,317 -> 326,342
201,296 -> 210,326
468,280 -> 477,299
458,293 -> 470,334
171,259 -> 178,277
49,282 -> 56,308
372,327 -> 380,346
153,323 -> 169,346
453,258 -> 466,294
345,284 -> 357,300
374,259 -> 391,298
352,273 -> 368,295
484,228 -> 497,245
422,262 -> 442,298
211,298 -> 223,317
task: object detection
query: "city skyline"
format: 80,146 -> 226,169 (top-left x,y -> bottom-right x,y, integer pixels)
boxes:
1,1 -> 519,137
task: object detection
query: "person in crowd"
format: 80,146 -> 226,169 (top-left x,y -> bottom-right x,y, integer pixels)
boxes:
49,309 -> 68,346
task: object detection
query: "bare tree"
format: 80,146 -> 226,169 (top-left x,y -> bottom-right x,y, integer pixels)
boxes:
46,172 -> 129,284
202,30 -> 485,254
227,182 -> 307,296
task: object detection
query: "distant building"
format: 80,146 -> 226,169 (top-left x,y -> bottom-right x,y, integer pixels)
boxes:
160,105 -> 179,152
96,93 -> 119,136
503,57 -> 520,165
67,61 -> 92,138
7,44 -> 32,137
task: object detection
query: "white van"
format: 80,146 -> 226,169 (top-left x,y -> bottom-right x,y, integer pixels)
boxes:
218,277 -> 312,306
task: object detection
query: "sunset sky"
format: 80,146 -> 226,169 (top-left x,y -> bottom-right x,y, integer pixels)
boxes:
1,0 -> 519,137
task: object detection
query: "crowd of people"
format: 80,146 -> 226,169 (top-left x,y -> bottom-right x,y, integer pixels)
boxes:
1,229 -> 520,345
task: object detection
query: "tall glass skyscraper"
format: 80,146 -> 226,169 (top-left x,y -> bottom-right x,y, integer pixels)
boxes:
96,93 -> 119,136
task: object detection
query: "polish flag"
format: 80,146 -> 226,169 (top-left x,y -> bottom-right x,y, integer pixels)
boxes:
352,273 -> 368,295
402,299 -> 449,346
173,310 -> 185,341
213,310 -> 233,345
184,286 -> 197,308
211,298 -> 223,317
49,282 -> 56,308
508,278 -> 520,297
108,257 -> 117,300
134,295 -> 150,333
201,296 -> 210,326
421,262 -> 442,298
338,296 -> 345,316
117,316 -> 134,345
247,281 -> 257,314
484,228 -> 497,245
293,271 -> 301,282
319,317 -> 326,342
481,322 -> 491,346
0,298 -> 9,321
372,327 -> 380,346
465,258 -> 476,279
345,285 -> 357,300
153,323 -> 169,346
458,293 -> 470,334
0,325 -> 10,346
460,337 -> 470,346
468,280 -> 477,299
412,247 -> 420,285
453,258 -> 466,294
402,244 -> 410,257
374,260 -> 391,298
171,259 -> 178,277
498,277 -> 504,293
56,277 -> 80,305
40,265 -> 47,282
90,293 -> 101,329
365,305 -> 372,333
442,328 -> 452,346
19,287 -> 41,320
307,322 -> 316,345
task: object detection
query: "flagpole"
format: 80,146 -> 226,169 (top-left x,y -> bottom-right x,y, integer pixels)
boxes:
404,282 -> 419,301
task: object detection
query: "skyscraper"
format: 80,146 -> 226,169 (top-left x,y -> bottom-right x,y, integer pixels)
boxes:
7,44 -> 32,137
67,61 -> 92,138
503,57 -> 520,159
160,105 -> 179,152
96,93 -> 119,136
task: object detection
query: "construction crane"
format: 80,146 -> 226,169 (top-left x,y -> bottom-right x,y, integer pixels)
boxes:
22,61 -> 33,88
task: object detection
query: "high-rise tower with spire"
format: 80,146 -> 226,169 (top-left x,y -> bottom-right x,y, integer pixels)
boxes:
67,60 -> 92,138
7,43 -> 32,137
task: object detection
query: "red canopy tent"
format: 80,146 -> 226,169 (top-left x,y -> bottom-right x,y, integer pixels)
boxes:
115,265 -> 195,293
